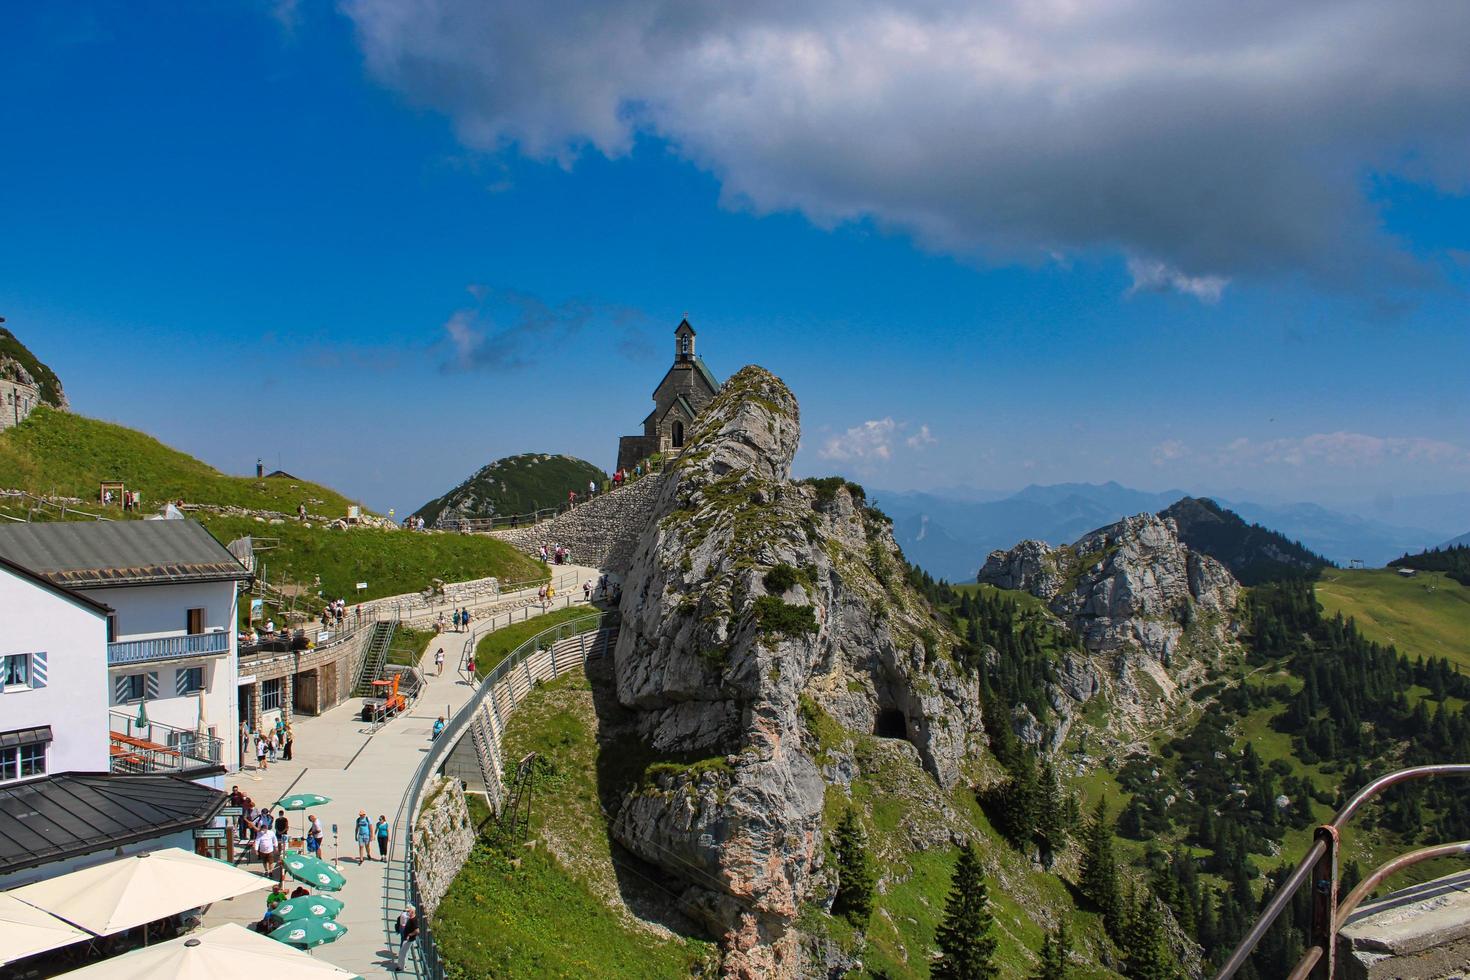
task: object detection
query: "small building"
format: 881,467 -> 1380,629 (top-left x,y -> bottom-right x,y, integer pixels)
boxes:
616,319 -> 721,473
0,554 -> 111,781
0,519 -> 251,777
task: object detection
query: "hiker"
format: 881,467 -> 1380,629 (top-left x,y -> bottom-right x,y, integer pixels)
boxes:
274,809 -> 290,839
461,607 -> 471,631
394,907 -> 419,972
375,815 -> 391,860
583,581 -> 592,602
256,733 -> 269,770
588,478 -> 597,498
307,814 -> 324,856
237,795 -> 256,843
355,810 -> 373,863
568,489 -> 576,507
282,722 -> 294,761
432,716 -> 445,740
434,647 -> 445,676
465,655 -> 476,680
255,821 -> 278,874
452,609 -> 461,632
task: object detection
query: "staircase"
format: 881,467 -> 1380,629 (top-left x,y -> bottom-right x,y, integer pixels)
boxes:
352,621 -> 397,697
496,752 -> 539,841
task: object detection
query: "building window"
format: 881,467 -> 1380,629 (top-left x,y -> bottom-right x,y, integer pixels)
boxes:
2,654 -> 29,689
177,666 -> 205,695
261,678 -> 281,712
0,743 -> 46,782
187,608 -> 205,634
120,674 -> 145,702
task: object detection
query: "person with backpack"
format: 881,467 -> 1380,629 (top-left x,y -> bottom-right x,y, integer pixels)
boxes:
354,810 -> 373,864
394,906 -> 419,972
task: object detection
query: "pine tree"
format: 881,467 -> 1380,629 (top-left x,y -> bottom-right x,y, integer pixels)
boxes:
831,807 -> 875,926
933,844 -> 999,980
1079,799 -> 1124,938
1126,893 -> 1179,980
1030,921 -> 1071,979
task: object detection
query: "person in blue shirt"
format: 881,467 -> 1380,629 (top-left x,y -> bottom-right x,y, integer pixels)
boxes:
375,815 -> 391,860
432,716 -> 445,740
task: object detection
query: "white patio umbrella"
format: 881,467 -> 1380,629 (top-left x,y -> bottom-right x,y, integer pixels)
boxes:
52,922 -> 362,979
0,892 -> 93,965
7,847 -> 268,937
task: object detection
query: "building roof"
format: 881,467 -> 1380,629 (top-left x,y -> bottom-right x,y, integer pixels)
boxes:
693,355 -> 720,394
0,772 -> 225,875
0,519 -> 249,589
0,553 -> 112,614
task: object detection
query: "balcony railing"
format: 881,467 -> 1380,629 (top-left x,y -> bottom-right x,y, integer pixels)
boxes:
109,711 -> 224,774
107,631 -> 230,666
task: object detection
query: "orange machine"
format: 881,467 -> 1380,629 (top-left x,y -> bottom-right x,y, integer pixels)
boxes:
360,672 -> 407,721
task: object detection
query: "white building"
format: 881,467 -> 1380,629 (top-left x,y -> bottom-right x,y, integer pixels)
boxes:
0,519 -> 251,777
0,555 -> 110,782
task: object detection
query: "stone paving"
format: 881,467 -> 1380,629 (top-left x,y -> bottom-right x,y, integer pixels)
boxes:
201,564 -> 601,977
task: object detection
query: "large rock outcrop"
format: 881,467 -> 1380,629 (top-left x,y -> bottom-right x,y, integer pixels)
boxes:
612,366 -> 983,978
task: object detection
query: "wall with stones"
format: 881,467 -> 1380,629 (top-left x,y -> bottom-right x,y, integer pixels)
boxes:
489,474 -> 663,574
0,378 -> 40,431
1337,868 -> 1470,979
413,776 -> 477,919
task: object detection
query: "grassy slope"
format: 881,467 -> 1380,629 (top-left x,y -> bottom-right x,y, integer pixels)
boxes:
0,407 -> 358,514
414,453 -> 608,524
1315,569 -> 1470,669
472,605 -> 600,676
433,672 -> 715,979
197,514 -> 546,604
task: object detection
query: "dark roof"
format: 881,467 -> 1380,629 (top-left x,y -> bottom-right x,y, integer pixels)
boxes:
0,726 -> 52,749
0,772 -> 225,875
0,519 -> 249,589
0,553 -> 112,614
676,318 -> 696,336
693,356 -> 720,394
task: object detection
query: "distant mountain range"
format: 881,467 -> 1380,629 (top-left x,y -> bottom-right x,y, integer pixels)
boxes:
873,481 -> 1454,581
1440,531 -> 1470,549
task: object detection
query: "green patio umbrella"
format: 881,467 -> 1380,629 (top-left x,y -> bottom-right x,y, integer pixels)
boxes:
270,895 -> 345,922
273,793 -> 332,810
268,916 -> 348,949
281,851 -> 346,892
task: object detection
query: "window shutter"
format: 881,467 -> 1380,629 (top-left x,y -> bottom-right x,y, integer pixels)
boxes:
115,675 -> 130,702
145,671 -> 159,700
30,651 -> 47,689
175,669 -> 188,696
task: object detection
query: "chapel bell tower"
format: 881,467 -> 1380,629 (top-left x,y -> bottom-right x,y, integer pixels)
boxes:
675,318 -> 696,363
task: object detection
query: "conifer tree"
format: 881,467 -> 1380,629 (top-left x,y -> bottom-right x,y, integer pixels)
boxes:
1079,799 -> 1124,938
831,807 -> 875,926
1126,893 -> 1179,980
1030,921 -> 1071,979
933,844 -> 999,980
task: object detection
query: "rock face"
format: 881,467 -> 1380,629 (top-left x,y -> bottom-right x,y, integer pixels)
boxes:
612,366 -> 983,978
981,513 -> 1239,665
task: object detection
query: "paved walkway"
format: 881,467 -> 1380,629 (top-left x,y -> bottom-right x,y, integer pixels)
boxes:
202,564 -> 601,977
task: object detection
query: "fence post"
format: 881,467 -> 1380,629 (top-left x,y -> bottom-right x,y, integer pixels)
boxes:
1308,825 -> 1339,979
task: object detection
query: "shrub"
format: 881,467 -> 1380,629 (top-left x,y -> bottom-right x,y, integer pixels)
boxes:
753,596 -> 818,637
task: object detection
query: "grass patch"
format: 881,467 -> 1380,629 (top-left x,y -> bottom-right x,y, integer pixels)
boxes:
753,595 -> 818,636
0,406 -> 359,514
473,606 -> 600,677
1316,569 -> 1470,669
198,514 -> 546,605
386,626 -> 436,667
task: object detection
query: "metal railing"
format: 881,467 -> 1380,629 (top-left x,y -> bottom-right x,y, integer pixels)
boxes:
385,610 -> 614,979
107,631 -> 230,666
455,587 -> 595,675
1216,764 -> 1470,979
108,710 -> 224,773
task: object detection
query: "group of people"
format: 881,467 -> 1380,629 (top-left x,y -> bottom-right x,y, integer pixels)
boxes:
102,488 -> 143,510
321,598 -> 349,629
400,514 -> 428,531
239,717 -> 293,771
353,809 -> 392,863
537,543 -> 572,565
436,606 -> 474,633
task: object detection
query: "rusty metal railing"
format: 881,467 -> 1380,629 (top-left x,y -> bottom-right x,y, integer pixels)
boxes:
1215,764 -> 1470,979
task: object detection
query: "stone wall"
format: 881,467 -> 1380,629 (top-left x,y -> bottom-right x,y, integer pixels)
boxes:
238,623 -> 373,728
413,776 -> 477,919
1337,868 -> 1470,979
489,474 -> 663,574
0,378 -> 40,431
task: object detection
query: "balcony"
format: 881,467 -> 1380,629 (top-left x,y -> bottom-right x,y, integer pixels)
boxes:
107,631 -> 230,667
108,711 -> 224,774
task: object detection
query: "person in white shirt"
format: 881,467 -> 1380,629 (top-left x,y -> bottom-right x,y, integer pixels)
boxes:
255,825 -> 278,874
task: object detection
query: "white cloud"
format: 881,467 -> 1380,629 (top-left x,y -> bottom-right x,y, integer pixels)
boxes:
820,418 -> 897,462
1151,439 -> 1188,465
906,424 -> 937,450
1126,257 -> 1229,303
342,1 -> 1470,293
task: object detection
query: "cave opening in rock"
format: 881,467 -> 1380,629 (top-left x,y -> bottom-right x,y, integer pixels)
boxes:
874,709 -> 907,739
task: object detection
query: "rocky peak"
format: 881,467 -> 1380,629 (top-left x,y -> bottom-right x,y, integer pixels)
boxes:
612,365 -> 983,977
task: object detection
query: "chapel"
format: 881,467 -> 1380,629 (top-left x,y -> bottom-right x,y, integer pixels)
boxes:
616,319 -> 720,472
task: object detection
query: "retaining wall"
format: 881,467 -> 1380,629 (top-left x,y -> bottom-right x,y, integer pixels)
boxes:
412,776 -> 477,920
489,475 -> 663,575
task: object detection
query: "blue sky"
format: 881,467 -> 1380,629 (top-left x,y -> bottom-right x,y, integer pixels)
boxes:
2,2 -> 1467,517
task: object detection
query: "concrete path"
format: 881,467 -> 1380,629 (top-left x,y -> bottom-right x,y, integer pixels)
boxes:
202,564 -> 601,977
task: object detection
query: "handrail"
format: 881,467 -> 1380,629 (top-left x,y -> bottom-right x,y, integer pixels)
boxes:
1215,763 -> 1470,979
385,609 -> 612,977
